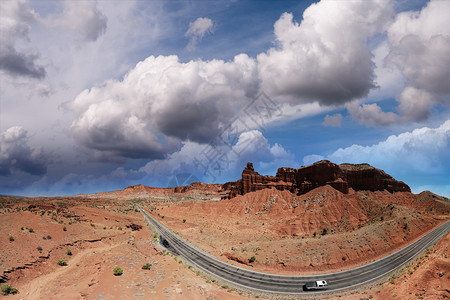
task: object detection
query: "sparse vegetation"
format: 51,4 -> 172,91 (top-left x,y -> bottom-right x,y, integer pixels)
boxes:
321,228 -> 328,235
63,226 -> 67,231
313,232 -> 317,237
113,266 -> 123,276
142,263 -> 152,270
1,283 -> 18,295
57,259 -> 67,266
28,227 -> 34,233
183,219 -> 186,223
9,236 -> 14,242
66,248 -> 72,256
403,223 -> 408,230
249,256 -> 256,263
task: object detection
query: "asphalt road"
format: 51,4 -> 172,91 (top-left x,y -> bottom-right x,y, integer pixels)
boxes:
140,207 -> 449,294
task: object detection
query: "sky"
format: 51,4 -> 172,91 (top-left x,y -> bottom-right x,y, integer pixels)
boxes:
0,0 -> 449,197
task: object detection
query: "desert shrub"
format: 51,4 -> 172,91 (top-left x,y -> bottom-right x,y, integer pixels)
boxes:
90,223 -> 95,227
249,256 -> 256,263
153,232 -> 159,239
342,256 -> 346,261
183,219 -> 186,223
66,248 -> 72,256
9,236 -> 14,242
403,223 -> 408,230
313,232 -> 317,237
63,226 -> 67,231
46,235 -> 52,239
57,259 -> 67,266
118,227 -> 122,230
37,246 -> 43,252
28,228 -> 34,233
321,228 -> 328,236
113,266 -> 123,276
1,283 -> 18,295
142,263 -> 152,270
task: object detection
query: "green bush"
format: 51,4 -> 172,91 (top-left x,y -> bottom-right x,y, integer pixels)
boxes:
63,226 -> 67,231
66,248 -> 72,256
249,256 -> 256,263
113,266 -> 123,276
57,259 -> 67,266
1,283 -> 18,295
183,219 -> 186,223
28,228 -> 34,233
9,236 -> 14,242
142,263 -> 152,270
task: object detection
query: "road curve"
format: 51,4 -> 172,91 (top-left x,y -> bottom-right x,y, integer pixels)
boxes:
140,207 -> 449,294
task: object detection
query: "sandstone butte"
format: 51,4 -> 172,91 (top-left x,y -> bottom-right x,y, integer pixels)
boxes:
222,160 -> 411,199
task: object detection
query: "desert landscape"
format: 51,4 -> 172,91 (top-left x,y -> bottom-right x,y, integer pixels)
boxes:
1,161 -> 449,299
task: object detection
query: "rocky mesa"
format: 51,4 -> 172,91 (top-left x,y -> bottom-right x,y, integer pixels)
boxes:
223,160 -> 411,199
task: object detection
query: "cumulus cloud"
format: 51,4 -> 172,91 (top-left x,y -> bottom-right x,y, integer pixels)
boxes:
137,130 -> 294,186
185,17 -> 214,50
0,0 -> 46,79
304,120 -> 450,179
258,0 -> 393,105
0,126 -> 47,176
67,54 -> 259,159
45,0 -> 107,42
349,0 -> 450,126
323,113 -> 342,127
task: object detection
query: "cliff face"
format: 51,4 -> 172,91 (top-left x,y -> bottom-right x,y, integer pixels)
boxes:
223,160 -> 410,199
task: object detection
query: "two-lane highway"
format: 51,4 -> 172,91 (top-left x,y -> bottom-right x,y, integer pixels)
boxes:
140,207 -> 449,294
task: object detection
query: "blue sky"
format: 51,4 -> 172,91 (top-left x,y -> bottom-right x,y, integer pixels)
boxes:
0,0 -> 449,197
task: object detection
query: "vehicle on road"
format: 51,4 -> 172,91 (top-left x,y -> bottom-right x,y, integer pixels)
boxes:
304,280 -> 328,290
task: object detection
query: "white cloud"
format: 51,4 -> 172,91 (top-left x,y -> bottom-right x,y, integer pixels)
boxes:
257,0 -> 393,106
136,130 -> 295,186
44,0 -> 107,42
349,0 -> 450,126
304,120 -> 450,191
323,113 -> 342,127
185,17 -> 214,51
67,53 -> 259,160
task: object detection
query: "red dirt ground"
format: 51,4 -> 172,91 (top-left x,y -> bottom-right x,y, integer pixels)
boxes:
151,186 -> 449,275
1,184 -> 448,299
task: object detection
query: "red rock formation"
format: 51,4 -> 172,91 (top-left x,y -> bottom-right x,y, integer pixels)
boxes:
224,160 -> 410,199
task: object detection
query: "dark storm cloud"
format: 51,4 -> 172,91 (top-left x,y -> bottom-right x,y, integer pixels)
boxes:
0,48 -> 46,79
0,0 -> 46,79
0,127 -> 47,176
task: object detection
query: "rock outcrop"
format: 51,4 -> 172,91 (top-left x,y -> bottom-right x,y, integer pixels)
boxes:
223,160 -> 410,199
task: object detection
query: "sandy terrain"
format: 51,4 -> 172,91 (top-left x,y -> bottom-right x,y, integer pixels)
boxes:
329,231 -> 450,300
152,186 -> 449,275
1,184 -> 448,299
0,197 -> 246,299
